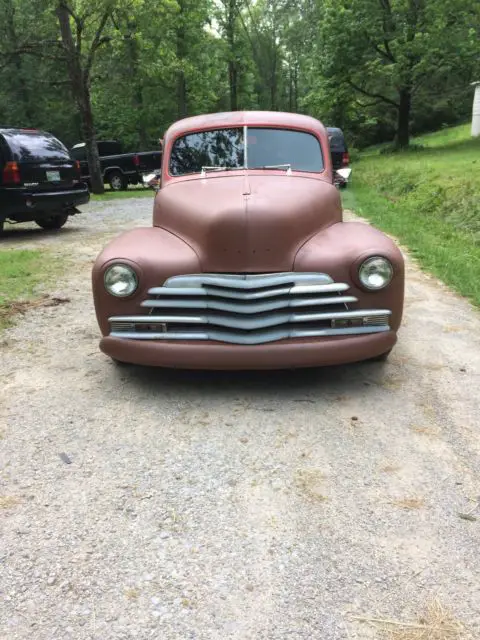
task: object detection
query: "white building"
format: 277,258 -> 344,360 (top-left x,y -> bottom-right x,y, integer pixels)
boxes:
472,81 -> 480,137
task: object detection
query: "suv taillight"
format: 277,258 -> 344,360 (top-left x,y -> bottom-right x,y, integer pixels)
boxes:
2,161 -> 21,185
75,160 -> 81,176
342,152 -> 350,166
133,154 -> 140,167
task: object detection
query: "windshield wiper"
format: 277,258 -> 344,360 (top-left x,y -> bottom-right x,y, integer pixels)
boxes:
200,166 -> 241,177
252,164 -> 292,174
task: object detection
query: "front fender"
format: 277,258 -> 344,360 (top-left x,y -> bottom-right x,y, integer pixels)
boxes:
92,227 -> 201,336
295,222 -> 405,331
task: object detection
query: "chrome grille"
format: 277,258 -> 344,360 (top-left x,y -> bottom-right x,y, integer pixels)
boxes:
108,273 -> 392,345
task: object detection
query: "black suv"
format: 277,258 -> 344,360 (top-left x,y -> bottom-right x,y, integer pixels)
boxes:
326,127 -> 350,171
0,127 -> 90,233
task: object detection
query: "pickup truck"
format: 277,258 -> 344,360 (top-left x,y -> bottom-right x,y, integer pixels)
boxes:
92,111 -> 404,369
70,140 -> 162,191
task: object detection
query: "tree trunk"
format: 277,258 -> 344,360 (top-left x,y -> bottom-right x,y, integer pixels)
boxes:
176,0 -> 188,119
56,2 -> 104,194
293,64 -> 298,112
177,71 -> 188,119
229,61 -> 238,111
396,88 -> 411,149
227,0 -> 238,111
288,65 -> 293,111
126,24 -> 148,148
270,47 -> 277,110
4,0 -> 33,122
80,84 -> 104,194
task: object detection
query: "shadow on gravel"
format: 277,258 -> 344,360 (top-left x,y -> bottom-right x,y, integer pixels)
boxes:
0,226 -> 81,243
114,359 -> 389,399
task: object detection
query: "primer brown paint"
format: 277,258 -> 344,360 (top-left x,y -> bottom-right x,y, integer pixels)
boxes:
92,111 -> 404,369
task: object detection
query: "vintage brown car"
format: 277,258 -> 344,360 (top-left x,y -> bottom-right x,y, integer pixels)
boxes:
92,111 -> 404,369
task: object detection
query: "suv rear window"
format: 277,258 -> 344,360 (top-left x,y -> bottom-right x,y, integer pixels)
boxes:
327,128 -> 347,152
71,144 -> 86,161
2,130 -> 71,163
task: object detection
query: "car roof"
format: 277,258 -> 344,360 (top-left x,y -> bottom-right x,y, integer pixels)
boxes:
165,111 -> 328,140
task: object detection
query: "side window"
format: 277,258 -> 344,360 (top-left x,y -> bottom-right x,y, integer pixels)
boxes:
99,141 -> 122,156
71,146 -> 86,161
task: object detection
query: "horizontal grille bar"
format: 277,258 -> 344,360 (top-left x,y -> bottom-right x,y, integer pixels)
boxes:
147,282 -> 350,300
110,325 -> 390,345
109,309 -> 391,331
159,272 -> 333,290
141,295 -> 358,314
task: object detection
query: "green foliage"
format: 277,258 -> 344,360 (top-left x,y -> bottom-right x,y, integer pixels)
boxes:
0,0 -> 478,151
305,0 -> 480,147
91,187 -> 154,200
344,125 -> 480,306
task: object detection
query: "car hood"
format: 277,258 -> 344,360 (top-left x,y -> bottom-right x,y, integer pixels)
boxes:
153,174 -> 342,272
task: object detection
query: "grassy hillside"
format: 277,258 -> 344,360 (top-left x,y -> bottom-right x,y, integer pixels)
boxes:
343,124 -> 480,306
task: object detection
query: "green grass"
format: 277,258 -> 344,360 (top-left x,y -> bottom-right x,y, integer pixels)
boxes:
344,124 -> 480,307
414,123 -> 472,148
91,186 -> 154,201
0,249 -> 61,329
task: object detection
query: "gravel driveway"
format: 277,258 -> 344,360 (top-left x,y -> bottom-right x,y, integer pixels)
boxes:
1,198 -> 480,639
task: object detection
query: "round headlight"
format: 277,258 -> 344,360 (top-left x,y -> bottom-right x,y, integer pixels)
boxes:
358,256 -> 393,290
104,264 -> 138,297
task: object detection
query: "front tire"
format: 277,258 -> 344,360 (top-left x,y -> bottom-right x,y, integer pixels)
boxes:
35,213 -> 69,230
108,171 -> 127,191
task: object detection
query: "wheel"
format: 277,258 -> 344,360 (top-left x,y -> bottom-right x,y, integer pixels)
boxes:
369,348 -> 392,362
108,171 -> 127,191
35,213 -> 69,230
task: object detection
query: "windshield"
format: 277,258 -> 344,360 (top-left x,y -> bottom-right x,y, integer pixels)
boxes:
169,127 -> 323,176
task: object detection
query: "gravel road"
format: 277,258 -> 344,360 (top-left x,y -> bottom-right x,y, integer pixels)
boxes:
1,198 -> 480,639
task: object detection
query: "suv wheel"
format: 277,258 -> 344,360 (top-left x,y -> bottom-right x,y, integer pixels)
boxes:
35,213 -> 69,230
108,171 -> 127,191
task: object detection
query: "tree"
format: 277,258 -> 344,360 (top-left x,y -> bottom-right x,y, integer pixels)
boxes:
1,0 -> 478,156
319,0 -> 480,148
1,0 -> 33,121
55,1 -> 118,193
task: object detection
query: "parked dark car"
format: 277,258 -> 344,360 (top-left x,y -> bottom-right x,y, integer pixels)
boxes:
327,127 -> 350,171
0,127 -> 90,233
70,140 -> 162,191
